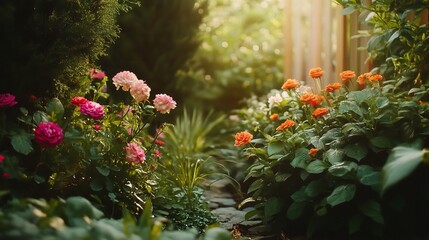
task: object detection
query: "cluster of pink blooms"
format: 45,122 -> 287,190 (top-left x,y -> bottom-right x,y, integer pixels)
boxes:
71,97 -> 105,120
112,71 -> 151,102
34,122 -> 64,148
0,93 -> 17,107
124,142 -> 146,164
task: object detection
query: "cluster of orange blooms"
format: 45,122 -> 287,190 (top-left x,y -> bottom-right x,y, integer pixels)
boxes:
234,67 -> 384,158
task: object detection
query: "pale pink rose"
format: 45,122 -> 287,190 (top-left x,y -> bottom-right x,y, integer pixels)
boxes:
124,142 -> 146,164
80,101 -> 105,120
153,94 -> 177,114
112,71 -> 138,91
0,93 -> 18,107
89,69 -> 106,80
130,80 -> 151,102
34,122 -> 63,148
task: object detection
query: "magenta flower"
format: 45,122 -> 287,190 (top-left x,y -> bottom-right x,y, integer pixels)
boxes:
34,122 -> 63,148
130,80 -> 151,102
112,71 -> 138,91
89,69 -> 106,80
80,101 -> 105,120
0,93 -> 18,107
124,142 -> 146,164
0,154 -> 5,163
71,96 -> 89,107
153,94 -> 177,114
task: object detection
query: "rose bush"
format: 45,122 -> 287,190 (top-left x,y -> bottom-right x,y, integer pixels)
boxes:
0,69 -> 177,216
233,67 -> 429,239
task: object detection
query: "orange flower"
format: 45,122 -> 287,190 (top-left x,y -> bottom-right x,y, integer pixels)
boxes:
357,72 -> 371,87
300,93 -> 324,107
281,79 -> 300,90
308,148 -> 319,158
276,119 -> 295,131
309,67 -> 324,78
270,113 -> 279,121
234,131 -> 253,146
339,70 -> 356,82
325,82 -> 342,93
369,74 -> 383,82
312,108 -> 329,118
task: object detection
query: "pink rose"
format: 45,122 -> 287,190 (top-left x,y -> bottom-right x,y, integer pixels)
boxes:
0,154 -> 5,163
0,93 -> 18,107
89,69 -> 106,80
130,80 -> 151,102
124,142 -> 146,164
112,71 -> 138,91
34,122 -> 63,148
80,101 -> 105,120
153,94 -> 177,114
71,96 -> 89,107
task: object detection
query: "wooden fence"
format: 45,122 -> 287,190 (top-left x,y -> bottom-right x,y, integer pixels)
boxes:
283,0 -> 370,87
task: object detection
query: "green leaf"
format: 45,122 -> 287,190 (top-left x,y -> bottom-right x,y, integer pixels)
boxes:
357,165 -> 381,186
305,160 -> 327,174
386,30 -> 401,46
274,172 -> 291,182
46,98 -> 64,122
247,179 -> 263,194
305,179 -> 327,198
370,136 -> 395,149
339,101 -> 363,117
325,148 -> 345,164
267,141 -> 283,156
328,161 -> 358,177
326,184 -> 356,207
291,187 -> 308,202
265,197 -> 283,218
291,148 -> 311,169
287,201 -> 306,220
348,214 -> 363,234
341,6 -> 356,15
359,200 -> 384,224
347,89 -> 372,104
10,131 -> 33,155
33,111 -> 49,125
204,227 -> 232,240
375,97 -> 389,109
344,142 -> 368,161
96,166 -> 110,176
381,146 -> 423,192
90,178 -> 104,191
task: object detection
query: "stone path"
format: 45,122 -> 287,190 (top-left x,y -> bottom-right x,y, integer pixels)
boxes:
203,179 -> 278,239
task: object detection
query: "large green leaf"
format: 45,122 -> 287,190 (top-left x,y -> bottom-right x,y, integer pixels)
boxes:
347,89 -> 372,105
291,148 -> 311,169
326,184 -> 356,207
325,148 -> 344,164
305,160 -> 327,174
287,201 -> 306,220
265,197 -> 283,219
357,165 -> 381,186
339,101 -> 363,117
328,161 -> 358,177
370,136 -> 395,149
267,141 -> 283,156
10,131 -> 33,155
305,179 -> 327,197
359,200 -> 384,224
344,142 -> 368,161
381,146 -> 423,192
46,98 -> 64,122
204,227 -> 232,240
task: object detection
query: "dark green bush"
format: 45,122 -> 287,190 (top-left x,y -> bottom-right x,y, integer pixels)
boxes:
0,0 -> 138,105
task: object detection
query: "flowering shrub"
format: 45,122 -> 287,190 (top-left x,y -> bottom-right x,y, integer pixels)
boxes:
234,67 -> 429,239
0,69 -> 176,216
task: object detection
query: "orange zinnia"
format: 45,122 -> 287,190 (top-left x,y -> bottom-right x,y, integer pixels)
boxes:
276,119 -> 295,131
357,72 -> 371,87
234,131 -> 253,146
300,93 -> 324,107
369,74 -> 383,82
325,82 -> 342,93
270,113 -> 279,121
339,70 -> 356,82
308,148 -> 319,158
309,67 -> 324,78
312,108 -> 329,118
281,79 -> 300,90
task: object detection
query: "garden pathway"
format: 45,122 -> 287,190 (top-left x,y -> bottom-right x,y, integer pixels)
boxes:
203,179 -> 278,240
